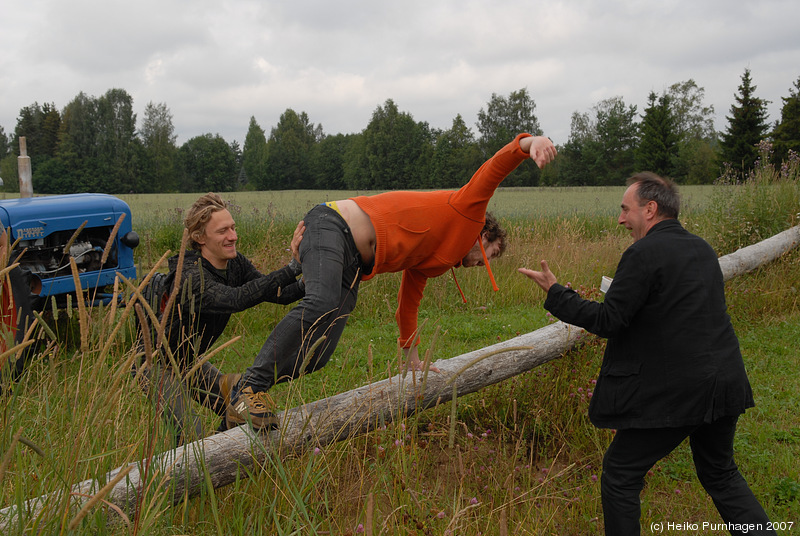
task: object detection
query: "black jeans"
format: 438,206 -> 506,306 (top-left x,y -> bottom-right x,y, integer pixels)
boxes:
601,415 -> 775,536
242,204 -> 362,392
134,359 -> 229,445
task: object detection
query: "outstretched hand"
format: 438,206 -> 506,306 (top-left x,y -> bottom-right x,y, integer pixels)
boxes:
518,260 -> 558,293
291,220 -> 305,263
521,136 -> 558,169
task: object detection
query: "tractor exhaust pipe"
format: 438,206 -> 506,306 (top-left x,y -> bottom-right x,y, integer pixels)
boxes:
18,137 -> 33,198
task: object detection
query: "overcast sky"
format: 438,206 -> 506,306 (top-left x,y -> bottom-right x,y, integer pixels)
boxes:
2,0 -> 799,148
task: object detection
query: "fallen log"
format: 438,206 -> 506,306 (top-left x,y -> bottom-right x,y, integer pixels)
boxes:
2,224 -> 799,530
718,225 -> 800,281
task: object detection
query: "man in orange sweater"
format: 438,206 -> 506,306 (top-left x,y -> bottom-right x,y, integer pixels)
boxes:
227,134 -> 557,430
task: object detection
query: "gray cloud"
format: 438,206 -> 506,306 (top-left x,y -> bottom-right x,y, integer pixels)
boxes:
2,0 -> 798,147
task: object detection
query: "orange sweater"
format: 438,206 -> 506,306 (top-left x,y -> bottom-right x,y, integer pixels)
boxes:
351,133 -> 532,348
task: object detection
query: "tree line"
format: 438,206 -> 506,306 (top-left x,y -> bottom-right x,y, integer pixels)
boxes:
1,68 -> 798,194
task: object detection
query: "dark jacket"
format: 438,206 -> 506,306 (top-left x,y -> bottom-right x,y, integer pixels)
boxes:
544,219 -> 754,429
163,251 -> 304,369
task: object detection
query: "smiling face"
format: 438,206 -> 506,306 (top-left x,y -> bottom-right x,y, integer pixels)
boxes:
198,208 -> 238,269
618,183 -> 657,242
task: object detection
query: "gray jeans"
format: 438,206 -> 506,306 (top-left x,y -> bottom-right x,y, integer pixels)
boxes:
241,204 -> 364,392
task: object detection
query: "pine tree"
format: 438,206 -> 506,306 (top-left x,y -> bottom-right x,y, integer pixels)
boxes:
242,116 -> 269,189
636,91 -> 678,178
771,76 -> 800,165
719,68 -> 770,172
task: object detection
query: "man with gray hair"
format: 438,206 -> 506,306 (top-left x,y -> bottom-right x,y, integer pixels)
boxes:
519,172 -> 774,535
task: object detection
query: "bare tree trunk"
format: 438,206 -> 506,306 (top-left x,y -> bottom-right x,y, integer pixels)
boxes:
2,225 -> 798,530
718,225 -> 800,281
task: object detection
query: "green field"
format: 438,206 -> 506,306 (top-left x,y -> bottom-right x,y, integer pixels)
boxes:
121,186 -> 718,270
2,179 -> 799,535
119,185 -> 716,222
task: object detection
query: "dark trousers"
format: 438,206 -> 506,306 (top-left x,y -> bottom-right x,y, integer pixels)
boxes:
242,204 -> 362,392
135,359 -> 229,445
601,415 -> 775,536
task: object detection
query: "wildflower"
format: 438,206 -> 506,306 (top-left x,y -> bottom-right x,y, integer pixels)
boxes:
591,474 -> 598,482
313,447 -> 322,455
469,497 -> 478,505
356,523 -> 364,533
437,511 -> 446,519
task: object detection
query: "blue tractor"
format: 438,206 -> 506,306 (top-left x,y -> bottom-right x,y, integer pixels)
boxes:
1,193 -> 140,380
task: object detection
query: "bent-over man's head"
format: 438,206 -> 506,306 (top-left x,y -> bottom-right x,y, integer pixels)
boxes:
460,212 -> 507,267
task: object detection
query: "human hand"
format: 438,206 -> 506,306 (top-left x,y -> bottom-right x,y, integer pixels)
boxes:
403,345 -> 441,374
518,260 -> 558,293
520,136 -> 557,168
291,220 -> 305,263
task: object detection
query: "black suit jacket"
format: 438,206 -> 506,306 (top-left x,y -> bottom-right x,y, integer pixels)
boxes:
544,219 -> 754,429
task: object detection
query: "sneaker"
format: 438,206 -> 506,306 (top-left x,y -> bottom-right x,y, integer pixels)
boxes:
226,386 -> 279,430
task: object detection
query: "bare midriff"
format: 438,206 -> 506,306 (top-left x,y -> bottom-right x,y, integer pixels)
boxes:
334,199 -> 376,265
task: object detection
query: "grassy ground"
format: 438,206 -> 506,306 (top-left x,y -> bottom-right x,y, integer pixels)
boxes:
1,178 -> 799,534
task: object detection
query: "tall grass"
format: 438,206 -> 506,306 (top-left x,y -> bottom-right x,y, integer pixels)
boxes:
700,142 -> 800,255
1,178 -> 799,534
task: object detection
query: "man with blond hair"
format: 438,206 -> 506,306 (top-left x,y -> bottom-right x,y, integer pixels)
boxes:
136,192 -> 305,443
